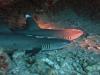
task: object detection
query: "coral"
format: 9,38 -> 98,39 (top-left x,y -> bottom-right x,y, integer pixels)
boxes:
79,35 -> 100,53
0,49 -> 11,75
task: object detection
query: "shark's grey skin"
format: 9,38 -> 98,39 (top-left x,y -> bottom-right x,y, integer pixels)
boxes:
0,24 -> 70,40
14,29 -> 72,40
0,33 -> 70,51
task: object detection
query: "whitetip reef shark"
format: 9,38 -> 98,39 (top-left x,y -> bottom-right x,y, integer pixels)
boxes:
0,32 -> 70,51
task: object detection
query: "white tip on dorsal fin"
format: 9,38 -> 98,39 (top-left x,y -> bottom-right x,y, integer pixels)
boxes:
25,14 -> 31,18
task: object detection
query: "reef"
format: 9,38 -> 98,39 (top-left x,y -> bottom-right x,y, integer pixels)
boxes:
0,49 -> 12,75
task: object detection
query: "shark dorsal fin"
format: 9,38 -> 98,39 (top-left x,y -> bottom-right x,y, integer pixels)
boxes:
25,14 -> 40,31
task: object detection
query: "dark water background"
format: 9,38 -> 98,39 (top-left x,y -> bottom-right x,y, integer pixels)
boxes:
40,0 -> 100,35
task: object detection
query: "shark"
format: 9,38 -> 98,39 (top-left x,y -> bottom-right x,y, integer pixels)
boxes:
0,32 -> 70,51
0,15 -> 71,54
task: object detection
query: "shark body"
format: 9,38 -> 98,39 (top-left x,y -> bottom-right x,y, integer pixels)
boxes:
0,33 -> 70,51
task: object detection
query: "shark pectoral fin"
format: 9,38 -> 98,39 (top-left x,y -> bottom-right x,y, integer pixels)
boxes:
25,48 -> 41,56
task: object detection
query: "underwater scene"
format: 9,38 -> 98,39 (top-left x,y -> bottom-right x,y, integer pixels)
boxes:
0,0 -> 100,75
